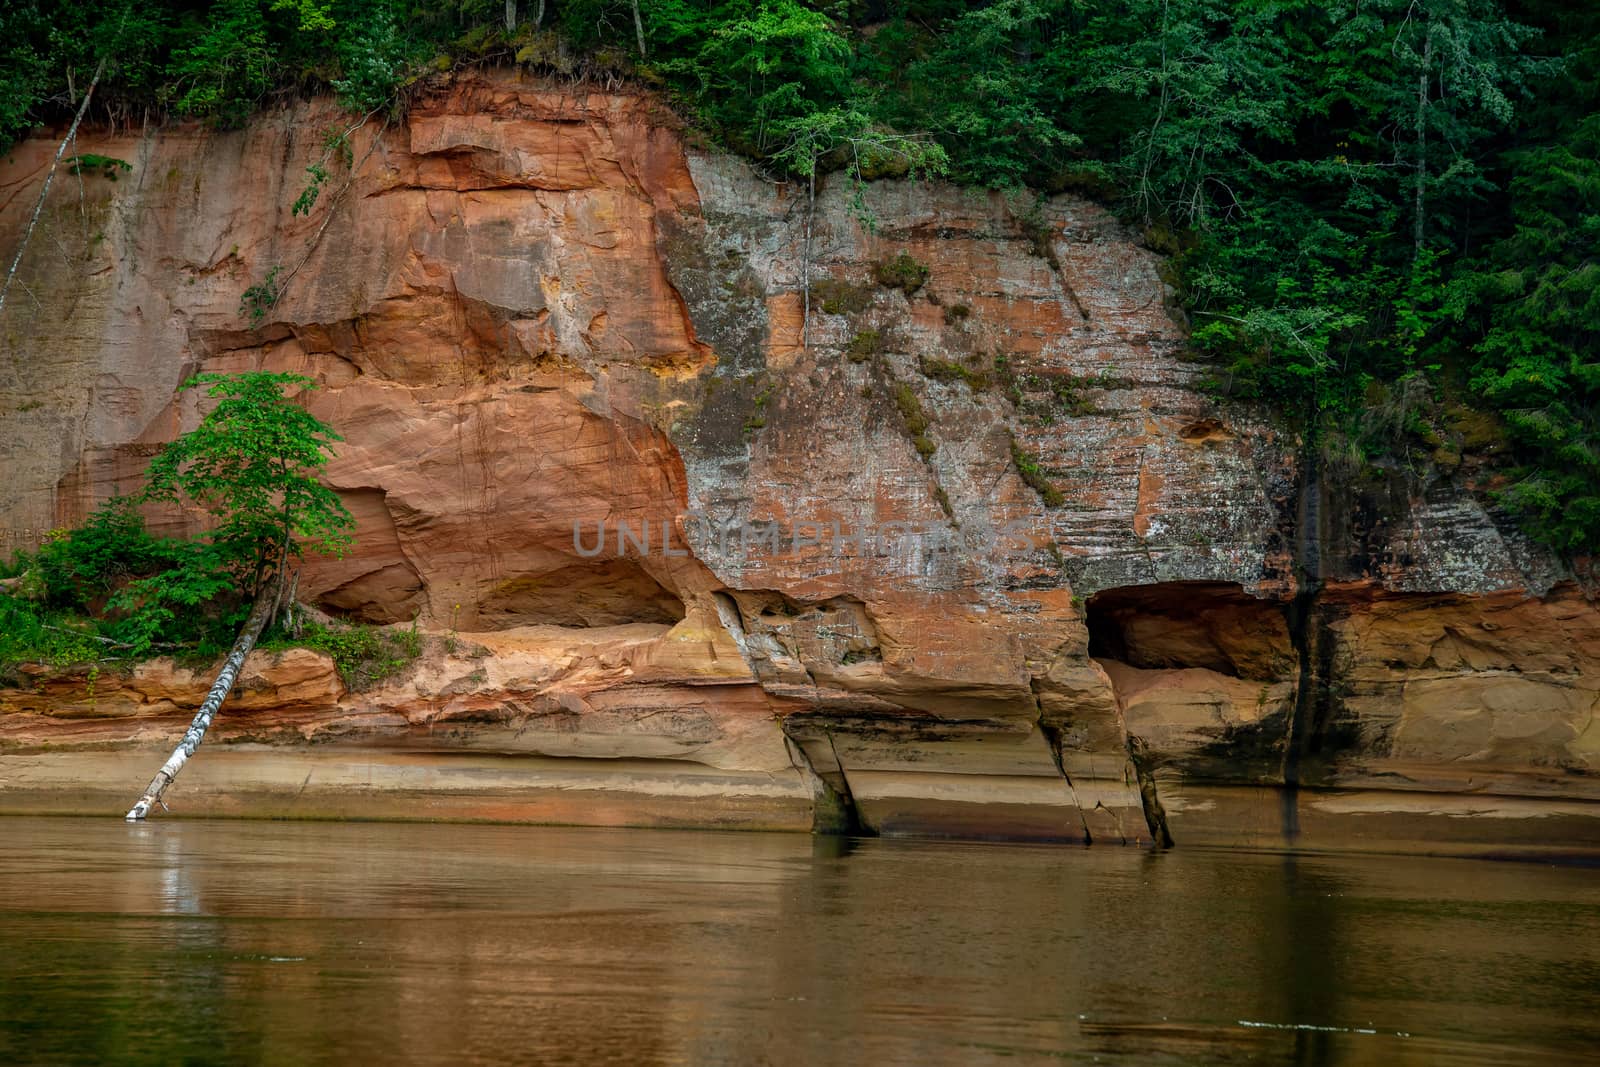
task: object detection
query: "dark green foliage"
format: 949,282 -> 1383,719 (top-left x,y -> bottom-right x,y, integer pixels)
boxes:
0,597 -> 106,681
28,499 -> 164,609
239,265 -> 283,326
885,0 -> 1080,186
292,163 -> 328,215
1453,4 -> 1600,549
65,154 -> 132,179
139,372 -> 354,591
330,2 -> 413,112
167,0 -> 279,126
0,0 -> 424,149
1,501 -> 244,664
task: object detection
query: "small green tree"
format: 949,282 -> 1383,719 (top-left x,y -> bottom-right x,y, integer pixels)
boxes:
139,371 -> 354,593
126,370 -> 354,821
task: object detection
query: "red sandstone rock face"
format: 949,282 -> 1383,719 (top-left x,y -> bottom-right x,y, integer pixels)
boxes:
0,71 -> 1595,849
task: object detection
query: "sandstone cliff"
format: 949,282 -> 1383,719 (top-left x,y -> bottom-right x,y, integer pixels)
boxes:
2,72 -> 1595,855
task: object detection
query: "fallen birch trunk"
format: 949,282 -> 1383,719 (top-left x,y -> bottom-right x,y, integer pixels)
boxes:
124,577 -> 282,821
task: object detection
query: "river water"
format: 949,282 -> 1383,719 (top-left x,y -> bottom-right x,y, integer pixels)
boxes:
0,817 -> 1596,1065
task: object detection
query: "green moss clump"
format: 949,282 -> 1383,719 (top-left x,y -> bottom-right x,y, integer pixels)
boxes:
943,303 -> 971,325
993,353 -> 1023,405
920,356 -> 991,391
813,278 -> 874,316
743,380 -> 776,435
1044,375 -> 1097,417
1011,440 -> 1064,507
1445,403 -> 1508,455
873,252 -> 930,294
846,329 -> 883,363
893,383 -> 930,437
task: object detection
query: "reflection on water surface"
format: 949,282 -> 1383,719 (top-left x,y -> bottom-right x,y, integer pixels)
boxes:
1,817 -> 1596,1065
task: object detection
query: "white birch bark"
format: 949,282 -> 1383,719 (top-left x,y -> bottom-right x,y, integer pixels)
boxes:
801,165 -> 814,350
0,58 -> 105,320
1414,31 -> 1432,256
124,581 -> 280,821
631,0 -> 647,57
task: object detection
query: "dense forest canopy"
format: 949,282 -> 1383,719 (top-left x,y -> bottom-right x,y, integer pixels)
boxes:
1,1 -> 1596,553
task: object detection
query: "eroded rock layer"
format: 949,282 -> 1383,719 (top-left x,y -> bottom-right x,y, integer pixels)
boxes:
1,72 -> 1595,854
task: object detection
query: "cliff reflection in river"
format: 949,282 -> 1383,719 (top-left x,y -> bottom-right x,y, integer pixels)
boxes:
1,818 -> 1597,1065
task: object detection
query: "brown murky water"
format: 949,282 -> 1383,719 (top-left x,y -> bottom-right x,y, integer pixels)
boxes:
0,817 -> 1596,1065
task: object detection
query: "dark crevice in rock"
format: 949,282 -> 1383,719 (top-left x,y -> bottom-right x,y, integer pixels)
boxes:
821,730 -> 867,836
1127,736 -> 1175,848
1281,440 -> 1326,841
781,731 -> 865,836
1008,201 -> 1090,321
1039,721 -> 1095,845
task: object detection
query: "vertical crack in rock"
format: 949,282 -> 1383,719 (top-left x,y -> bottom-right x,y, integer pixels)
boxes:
1126,736 -> 1174,848
1038,718 -> 1096,845
711,591 -> 752,656
783,734 -> 863,836
1083,658 -> 1174,849
820,730 -> 866,836
1008,199 -> 1091,321
716,589 -> 863,834
1281,441 -> 1326,842
1085,750 -> 1134,845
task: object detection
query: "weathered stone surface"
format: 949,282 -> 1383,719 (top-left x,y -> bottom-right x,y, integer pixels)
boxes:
1,70 -> 1596,851
1311,582 -> 1600,799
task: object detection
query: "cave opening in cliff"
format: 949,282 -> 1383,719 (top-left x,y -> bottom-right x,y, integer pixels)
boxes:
1084,581 -> 1293,680
473,559 -> 686,630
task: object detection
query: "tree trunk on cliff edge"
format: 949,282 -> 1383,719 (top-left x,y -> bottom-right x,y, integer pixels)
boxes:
124,574 -> 284,821
0,57 -> 104,320
630,0 -> 647,58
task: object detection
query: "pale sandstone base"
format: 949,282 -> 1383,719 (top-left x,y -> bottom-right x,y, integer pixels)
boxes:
4,748 -> 1599,859
0,747 -> 815,831
1159,779 -> 1600,860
